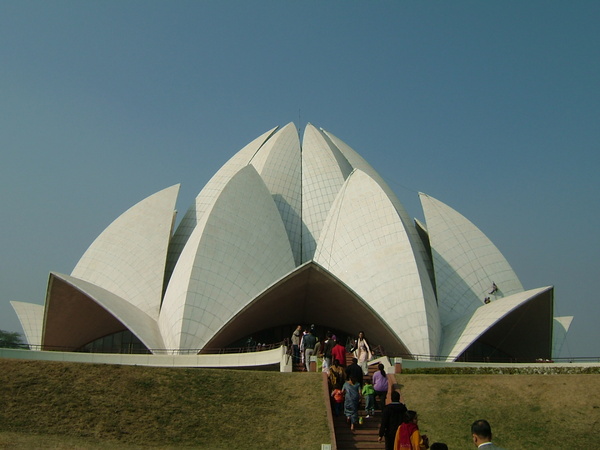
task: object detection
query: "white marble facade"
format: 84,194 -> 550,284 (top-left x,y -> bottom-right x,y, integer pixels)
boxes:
12,123 -> 570,361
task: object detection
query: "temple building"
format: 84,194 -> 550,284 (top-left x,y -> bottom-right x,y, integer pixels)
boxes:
12,123 -> 571,362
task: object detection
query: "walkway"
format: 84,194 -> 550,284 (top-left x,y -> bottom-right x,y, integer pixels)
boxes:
326,355 -> 399,450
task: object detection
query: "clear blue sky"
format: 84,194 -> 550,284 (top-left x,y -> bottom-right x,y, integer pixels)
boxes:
1,1 -> 598,358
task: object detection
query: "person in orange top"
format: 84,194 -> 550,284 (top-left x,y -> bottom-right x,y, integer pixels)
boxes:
330,383 -> 344,417
394,410 -> 429,450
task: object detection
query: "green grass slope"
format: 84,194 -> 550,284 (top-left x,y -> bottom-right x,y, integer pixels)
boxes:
0,359 -> 329,449
1,359 -> 600,449
399,373 -> 600,449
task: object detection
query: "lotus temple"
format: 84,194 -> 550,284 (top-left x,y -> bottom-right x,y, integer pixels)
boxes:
11,123 -> 572,364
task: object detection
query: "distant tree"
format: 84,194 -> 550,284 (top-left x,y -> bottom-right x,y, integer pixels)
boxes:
0,330 -> 23,348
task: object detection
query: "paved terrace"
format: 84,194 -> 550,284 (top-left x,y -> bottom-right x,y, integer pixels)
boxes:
1,345 -> 599,371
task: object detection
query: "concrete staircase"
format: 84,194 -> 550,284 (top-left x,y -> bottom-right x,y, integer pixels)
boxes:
333,411 -> 384,449
332,356 -> 387,449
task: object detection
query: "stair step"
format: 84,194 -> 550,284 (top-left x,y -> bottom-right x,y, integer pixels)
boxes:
336,426 -> 379,434
333,356 -> 391,449
337,439 -> 383,447
336,443 -> 385,449
336,433 -> 381,441
334,422 -> 379,429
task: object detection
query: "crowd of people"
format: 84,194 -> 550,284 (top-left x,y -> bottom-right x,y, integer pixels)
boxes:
291,326 -> 504,449
291,325 -> 374,374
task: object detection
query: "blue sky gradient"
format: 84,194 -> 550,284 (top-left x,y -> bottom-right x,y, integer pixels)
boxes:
1,1 -> 598,357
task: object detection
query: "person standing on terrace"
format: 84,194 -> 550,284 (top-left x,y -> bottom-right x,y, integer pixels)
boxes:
302,327 -> 317,372
322,331 -> 336,373
291,325 -> 302,364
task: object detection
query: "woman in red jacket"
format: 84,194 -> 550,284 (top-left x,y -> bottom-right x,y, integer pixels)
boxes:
394,410 -> 429,450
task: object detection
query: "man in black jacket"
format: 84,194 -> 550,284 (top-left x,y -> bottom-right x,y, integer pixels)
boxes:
345,357 -> 364,386
378,390 -> 407,450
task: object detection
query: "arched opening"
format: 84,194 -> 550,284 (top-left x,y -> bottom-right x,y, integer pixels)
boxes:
456,288 -> 554,362
42,274 -> 150,354
80,330 -> 149,354
201,262 -> 411,356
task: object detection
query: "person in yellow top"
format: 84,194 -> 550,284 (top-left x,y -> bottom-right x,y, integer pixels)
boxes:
394,410 -> 429,450
328,359 -> 345,390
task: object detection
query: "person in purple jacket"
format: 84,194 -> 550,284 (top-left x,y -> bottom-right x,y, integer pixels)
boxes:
372,362 -> 389,412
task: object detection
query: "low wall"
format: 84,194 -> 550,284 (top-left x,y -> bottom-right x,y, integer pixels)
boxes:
3,348 -> 597,372
0,346 -> 291,371
389,357 -> 600,371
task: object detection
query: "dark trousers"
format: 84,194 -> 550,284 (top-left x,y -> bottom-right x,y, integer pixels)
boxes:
333,401 -> 342,416
384,433 -> 396,450
375,390 -> 387,410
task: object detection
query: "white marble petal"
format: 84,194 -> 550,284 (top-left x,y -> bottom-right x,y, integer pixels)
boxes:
420,192 -> 524,327
321,128 -> 436,307
552,316 -> 574,358
10,301 -> 44,347
71,185 -> 179,320
165,127 -> 278,277
301,124 -> 353,262
159,165 -> 296,351
250,123 -> 303,266
314,169 -> 441,357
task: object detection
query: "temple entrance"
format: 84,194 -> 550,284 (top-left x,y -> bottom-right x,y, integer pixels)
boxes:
202,262 -> 410,356
225,324 -> 350,351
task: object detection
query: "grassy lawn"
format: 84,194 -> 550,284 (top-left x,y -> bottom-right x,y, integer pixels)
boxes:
0,359 -> 329,449
398,373 -> 600,449
1,359 -> 599,449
